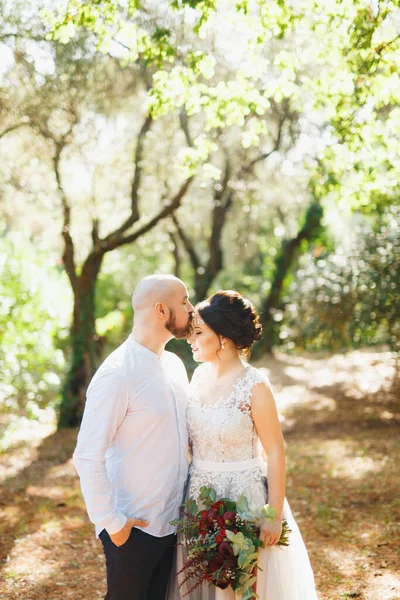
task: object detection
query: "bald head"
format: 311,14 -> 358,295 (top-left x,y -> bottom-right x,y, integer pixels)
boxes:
132,275 -> 186,312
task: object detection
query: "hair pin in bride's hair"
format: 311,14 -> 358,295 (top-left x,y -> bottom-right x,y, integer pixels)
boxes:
194,316 -> 205,326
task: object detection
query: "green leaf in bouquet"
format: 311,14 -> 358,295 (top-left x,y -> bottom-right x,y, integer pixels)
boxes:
244,575 -> 257,588
236,494 -> 250,514
241,588 -> 257,600
237,572 -> 251,587
234,575 -> 258,599
237,548 -> 257,568
261,503 -> 277,522
276,520 -> 292,547
185,497 -> 199,515
254,537 -> 264,550
247,551 -> 259,564
226,531 -> 255,556
237,550 -> 248,568
237,495 -> 260,521
199,486 -> 217,504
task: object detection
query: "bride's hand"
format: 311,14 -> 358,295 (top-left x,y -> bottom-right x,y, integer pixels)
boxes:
260,519 -> 282,546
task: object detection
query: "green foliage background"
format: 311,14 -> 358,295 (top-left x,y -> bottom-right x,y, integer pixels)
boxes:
0,235 -> 71,427
0,0 -> 399,427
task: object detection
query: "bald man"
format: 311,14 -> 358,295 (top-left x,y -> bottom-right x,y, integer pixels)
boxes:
73,275 -> 194,600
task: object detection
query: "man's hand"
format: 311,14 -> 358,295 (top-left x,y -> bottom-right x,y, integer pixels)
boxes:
110,517 -> 149,547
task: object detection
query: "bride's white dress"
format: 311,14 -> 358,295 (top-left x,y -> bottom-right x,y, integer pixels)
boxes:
168,362 -> 318,600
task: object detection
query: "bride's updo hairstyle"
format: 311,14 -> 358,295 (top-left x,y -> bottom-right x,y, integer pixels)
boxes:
196,290 -> 262,359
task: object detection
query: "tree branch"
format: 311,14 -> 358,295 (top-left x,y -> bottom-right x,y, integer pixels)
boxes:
91,217 -> 100,247
172,213 -> 201,271
241,111 -> 285,175
53,141 -> 78,290
104,176 -> 194,252
138,59 -> 153,91
259,201 -> 324,351
173,105 -> 286,300
242,148 -> 276,173
25,111 -> 81,288
179,108 -> 193,147
103,113 -> 153,246
168,230 -> 181,278
215,151 -> 232,209
0,121 -> 30,140
192,154 -> 233,299
0,32 -> 45,42
172,147 -> 234,300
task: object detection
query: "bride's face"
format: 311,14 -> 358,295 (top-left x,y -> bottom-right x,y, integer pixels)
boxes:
187,316 -> 222,362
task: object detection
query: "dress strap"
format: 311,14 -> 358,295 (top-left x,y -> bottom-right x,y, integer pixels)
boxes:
235,365 -> 269,411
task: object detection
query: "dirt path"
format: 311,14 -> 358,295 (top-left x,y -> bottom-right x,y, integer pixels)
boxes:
1,349 -> 399,599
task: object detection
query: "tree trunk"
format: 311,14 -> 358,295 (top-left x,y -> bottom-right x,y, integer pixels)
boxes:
58,253 -> 104,427
194,270 -> 213,303
256,201 -> 324,356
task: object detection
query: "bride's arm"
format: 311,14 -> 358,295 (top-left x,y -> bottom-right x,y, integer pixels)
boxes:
251,382 -> 286,546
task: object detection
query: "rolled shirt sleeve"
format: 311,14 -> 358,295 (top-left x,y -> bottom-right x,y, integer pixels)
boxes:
73,366 -> 129,535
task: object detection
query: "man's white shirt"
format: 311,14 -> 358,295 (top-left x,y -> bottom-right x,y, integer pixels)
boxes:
73,335 -> 189,538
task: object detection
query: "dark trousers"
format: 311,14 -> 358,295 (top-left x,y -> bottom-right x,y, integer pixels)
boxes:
99,527 -> 176,600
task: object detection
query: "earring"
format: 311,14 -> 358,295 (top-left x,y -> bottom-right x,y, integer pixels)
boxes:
221,340 -> 225,349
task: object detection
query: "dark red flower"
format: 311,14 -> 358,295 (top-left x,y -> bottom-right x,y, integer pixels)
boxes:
223,510 -> 236,525
206,509 -> 220,523
216,578 -> 230,590
211,500 -> 225,511
208,554 -> 225,573
217,516 -> 225,528
217,541 -> 234,558
201,510 -> 208,521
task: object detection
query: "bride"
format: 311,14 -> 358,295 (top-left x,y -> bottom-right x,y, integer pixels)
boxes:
168,290 -> 318,599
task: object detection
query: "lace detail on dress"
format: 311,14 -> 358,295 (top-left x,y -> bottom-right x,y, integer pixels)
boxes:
233,365 -> 268,415
188,465 -> 267,507
187,364 -> 268,463
190,363 -> 267,412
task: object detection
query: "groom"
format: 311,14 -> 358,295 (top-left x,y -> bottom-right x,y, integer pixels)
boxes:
73,275 -> 194,600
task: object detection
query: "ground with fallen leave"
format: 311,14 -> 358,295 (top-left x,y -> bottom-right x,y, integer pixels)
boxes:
1,348 -> 399,600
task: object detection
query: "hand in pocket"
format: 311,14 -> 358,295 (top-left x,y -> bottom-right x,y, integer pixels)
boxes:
110,517 -> 149,547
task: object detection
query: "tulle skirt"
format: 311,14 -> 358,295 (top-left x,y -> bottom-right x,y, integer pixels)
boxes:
167,457 -> 318,600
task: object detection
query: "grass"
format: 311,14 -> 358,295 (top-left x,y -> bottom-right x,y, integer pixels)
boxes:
0,348 -> 399,600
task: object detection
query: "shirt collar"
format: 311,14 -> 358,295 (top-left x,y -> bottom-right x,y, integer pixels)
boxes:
128,334 -> 164,360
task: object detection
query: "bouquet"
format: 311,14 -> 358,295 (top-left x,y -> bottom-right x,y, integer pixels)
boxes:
171,486 -> 291,600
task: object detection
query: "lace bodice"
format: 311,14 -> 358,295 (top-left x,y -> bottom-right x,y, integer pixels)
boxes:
187,363 -> 268,463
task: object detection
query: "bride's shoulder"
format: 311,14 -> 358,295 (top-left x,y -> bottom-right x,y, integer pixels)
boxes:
245,364 -> 270,387
234,365 -> 270,410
